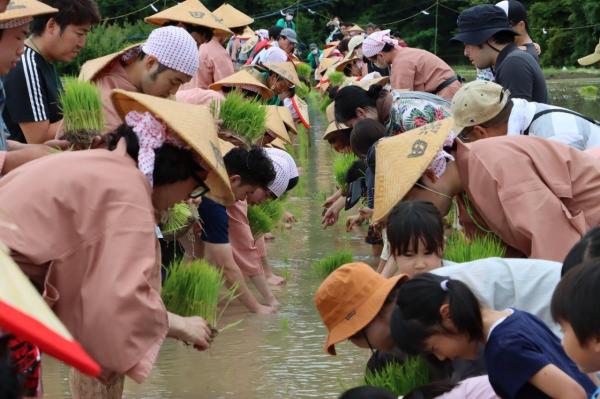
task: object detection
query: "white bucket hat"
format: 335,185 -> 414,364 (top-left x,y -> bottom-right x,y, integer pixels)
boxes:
142,26 -> 200,77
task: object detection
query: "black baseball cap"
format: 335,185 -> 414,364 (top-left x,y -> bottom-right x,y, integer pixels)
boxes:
496,0 -> 528,25
451,4 -> 518,45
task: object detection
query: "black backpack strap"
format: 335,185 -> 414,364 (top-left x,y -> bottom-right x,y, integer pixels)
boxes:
524,108 -> 600,135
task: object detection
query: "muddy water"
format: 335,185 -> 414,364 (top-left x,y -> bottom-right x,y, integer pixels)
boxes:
42,79 -> 600,398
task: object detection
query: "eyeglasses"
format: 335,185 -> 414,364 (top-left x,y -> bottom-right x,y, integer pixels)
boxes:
190,174 -> 210,199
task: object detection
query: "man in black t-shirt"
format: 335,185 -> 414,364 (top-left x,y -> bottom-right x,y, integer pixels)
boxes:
496,0 -> 540,63
3,0 -> 100,144
452,4 -> 548,104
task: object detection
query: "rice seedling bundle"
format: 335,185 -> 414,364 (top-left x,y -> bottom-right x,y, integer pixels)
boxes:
578,85 -> 598,100
328,71 -> 346,88
247,205 -> 274,237
161,202 -> 194,236
333,153 -> 358,190
295,82 -> 310,99
320,96 -> 332,114
60,77 -> 104,147
295,62 -> 312,83
444,231 -> 506,263
161,259 -> 226,326
363,356 -> 431,396
257,200 -> 284,224
312,250 -> 354,278
217,90 -> 267,146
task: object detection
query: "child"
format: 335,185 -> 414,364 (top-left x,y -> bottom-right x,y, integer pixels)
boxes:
391,273 -> 596,398
551,260 -> 600,383
339,386 -> 396,399
382,200 -> 563,337
404,376 -> 499,399
561,226 -> 600,277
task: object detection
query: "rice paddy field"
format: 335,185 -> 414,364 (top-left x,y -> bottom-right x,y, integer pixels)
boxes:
41,77 -> 600,398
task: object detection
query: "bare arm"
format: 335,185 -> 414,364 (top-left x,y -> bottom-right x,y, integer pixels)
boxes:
529,364 -> 588,399
19,119 -> 61,144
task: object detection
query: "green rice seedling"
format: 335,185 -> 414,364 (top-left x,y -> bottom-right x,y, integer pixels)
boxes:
295,82 -> 310,99
59,77 -> 104,148
578,85 -> 599,100
444,231 -> 506,263
363,356 -> 431,396
280,317 -> 290,332
333,153 -> 358,190
328,71 -> 346,88
312,250 -> 354,278
319,96 -> 332,114
279,267 -> 292,281
216,90 -> 267,145
161,202 -> 194,236
258,200 -> 284,224
161,259 -> 226,326
247,205 -> 274,237
295,62 -> 312,84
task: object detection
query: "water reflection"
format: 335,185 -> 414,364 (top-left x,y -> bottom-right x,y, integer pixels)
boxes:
41,79 -> 600,398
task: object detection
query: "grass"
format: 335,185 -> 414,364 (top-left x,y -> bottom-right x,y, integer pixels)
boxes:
247,205 -> 274,238
328,71 -> 346,87
60,77 -> 104,147
215,90 -> 267,145
312,250 -> 354,278
161,259 -> 227,326
578,85 -> 598,100
444,231 -> 506,263
161,202 -> 194,236
363,356 -> 431,396
333,153 -> 358,190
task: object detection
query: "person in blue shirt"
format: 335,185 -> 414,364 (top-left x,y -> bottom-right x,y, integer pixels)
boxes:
391,273 -> 596,399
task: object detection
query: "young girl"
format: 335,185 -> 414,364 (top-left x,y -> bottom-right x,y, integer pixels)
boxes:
391,273 -> 596,398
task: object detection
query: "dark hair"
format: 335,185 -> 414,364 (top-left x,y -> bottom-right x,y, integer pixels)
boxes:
404,380 -> 460,399
391,273 -> 484,356
287,176 -> 299,191
184,24 -> 213,42
106,124 -> 205,186
387,201 -> 444,258
460,96 -> 513,140
136,51 -> 171,79
381,42 -> 395,53
269,25 -> 283,40
338,37 -> 351,53
350,118 -> 386,158
490,30 -> 517,45
326,128 -> 351,149
0,336 -> 22,399
224,146 -> 276,188
562,227 -> 600,276
339,386 -> 396,399
551,260 -> 600,345
31,0 -> 100,36
345,159 -> 367,184
334,85 -> 386,124
231,26 -> 245,35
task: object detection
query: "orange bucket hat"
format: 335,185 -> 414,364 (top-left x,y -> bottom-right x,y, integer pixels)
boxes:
314,262 -> 407,355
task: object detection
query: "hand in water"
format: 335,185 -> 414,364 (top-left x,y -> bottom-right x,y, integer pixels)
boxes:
283,211 -> 297,223
179,316 -> 213,351
321,205 -> 341,228
322,192 -> 340,212
267,273 -> 286,286
253,304 -> 278,314
346,214 -> 365,232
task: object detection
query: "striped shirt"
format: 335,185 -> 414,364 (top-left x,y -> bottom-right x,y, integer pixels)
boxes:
3,45 -> 63,143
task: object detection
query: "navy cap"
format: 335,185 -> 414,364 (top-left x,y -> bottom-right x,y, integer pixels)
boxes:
496,0 -> 528,25
451,4 -> 518,45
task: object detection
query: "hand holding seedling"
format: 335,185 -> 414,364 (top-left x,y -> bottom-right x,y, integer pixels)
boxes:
178,316 -> 213,351
346,214 -> 365,232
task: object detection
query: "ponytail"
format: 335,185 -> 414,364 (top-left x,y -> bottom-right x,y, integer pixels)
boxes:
334,85 -> 388,124
390,273 -> 483,356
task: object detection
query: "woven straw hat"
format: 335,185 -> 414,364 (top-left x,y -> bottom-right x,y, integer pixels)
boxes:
451,80 -> 510,134
209,69 -> 274,99
145,0 -> 232,36
110,89 -> 235,206
265,106 -> 291,144
79,44 -> 140,82
317,56 -> 342,79
348,35 -> 365,55
314,262 -> 407,355
263,62 -> 302,87
326,102 -> 336,124
290,96 -> 311,129
335,55 -> 360,72
578,38 -> 600,66
212,3 -> 254,29
218,138 -> 236,157
373,118 -> 454,222
269,138 -> 287,150
240,34 -> 259,54
0,0 -> 57,23
323,122 -> 350,141
353,75 -> 390,91
322,46 -> 339,60
348,24 -> 365,33
324,40 -> 340,49
277,106 -> 298,135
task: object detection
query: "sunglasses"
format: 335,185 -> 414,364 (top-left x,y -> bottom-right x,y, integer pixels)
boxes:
190,173 -> 210,199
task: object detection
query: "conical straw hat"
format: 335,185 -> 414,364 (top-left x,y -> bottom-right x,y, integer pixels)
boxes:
209,69 -> 274,99
0,0 -> 57,22
348,24 -> 364,33
335,55 -> 360,72
79,44 -> 140,82
354,76 -> 390,91
240,26 -> 255,38
324,41 -> 339,49
218,138 -> 236,157
322,46 -> 338,60
323,121 -> 350,141
277,106 -> 297,134
263,62 -> 302,87
269,138 -> 287,150
265,106 -> 291,144
317,56 -> 342,78
373,118 -> 454,222
0,242 -> 100,376
240,34 -> 259,54
110,89 -> 235,206
291,95 -> 311,129
326,102 -> 336,124
145,0 -> 232,36
212,3 -> 254,28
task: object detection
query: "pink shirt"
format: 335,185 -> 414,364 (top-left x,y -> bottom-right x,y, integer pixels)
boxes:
456,136 -> 600,261
227,200 -> 264,278
438,376 -> 499,399
176,88 -> 225,108
0,150 -> 6,175
390,46 -> 460,101
181,37 -> 235,90
93,60 -> 138,132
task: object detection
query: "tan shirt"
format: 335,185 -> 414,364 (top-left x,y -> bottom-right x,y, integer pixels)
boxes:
390,47 -> 459,101
93,61 -> 138,132
181,37 -> 235,90
0,145 -> 167,382
456,136 -> 600,261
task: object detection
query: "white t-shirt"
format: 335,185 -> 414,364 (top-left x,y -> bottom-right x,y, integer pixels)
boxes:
253,42 -> 288,65
432,258 -> 562,337
438,375 -> 499,399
